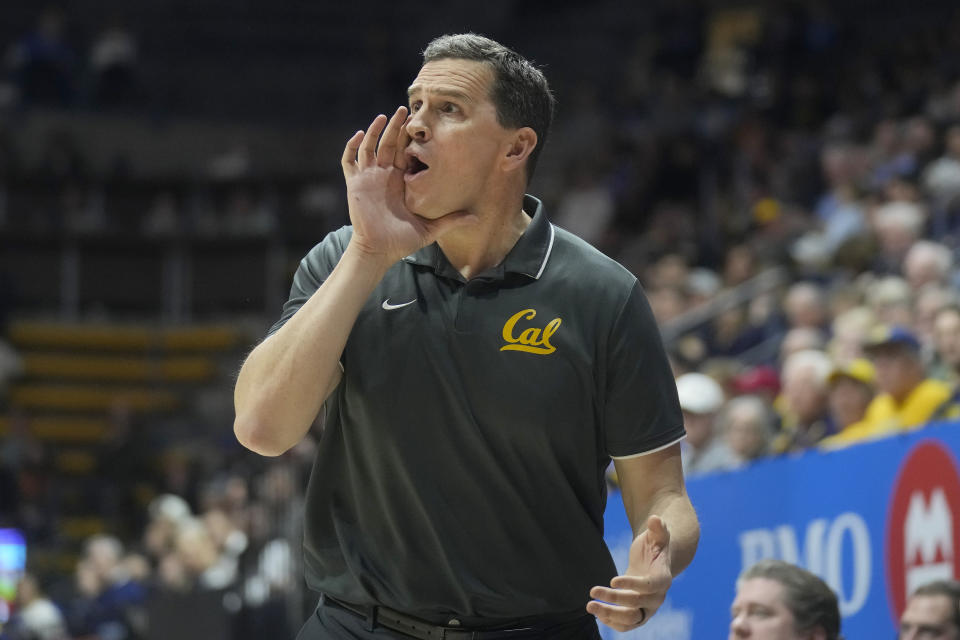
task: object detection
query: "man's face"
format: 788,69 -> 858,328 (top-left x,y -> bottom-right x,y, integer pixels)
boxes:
899,594 -> 960,640
726,409 -> 765,460
682,410 -> 714,449
870,346 -> 921,398
730,578 -> 806,639
782,368 -> 826,425
403,59 -> 515,219
935,311 -> 960,369
828,377 -> 872,429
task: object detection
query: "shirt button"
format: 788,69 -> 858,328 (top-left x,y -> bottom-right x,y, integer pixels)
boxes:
447,618 -> 461,626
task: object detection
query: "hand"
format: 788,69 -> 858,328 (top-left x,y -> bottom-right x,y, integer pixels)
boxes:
341,106 -> 476,267
587,515 -> 672,632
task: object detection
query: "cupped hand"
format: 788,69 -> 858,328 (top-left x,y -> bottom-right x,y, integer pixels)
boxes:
587,515 -> 673,632
340,106 -> 475,267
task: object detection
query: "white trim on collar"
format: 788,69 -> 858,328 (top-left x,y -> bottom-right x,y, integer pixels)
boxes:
534,224 -> 556,280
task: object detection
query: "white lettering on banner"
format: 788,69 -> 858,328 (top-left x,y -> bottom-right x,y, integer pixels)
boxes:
825,513 -> 872,615
738,512 -> 871,616
905,488 -> 954,595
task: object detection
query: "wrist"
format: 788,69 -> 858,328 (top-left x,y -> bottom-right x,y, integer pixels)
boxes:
341,241 -> 396,282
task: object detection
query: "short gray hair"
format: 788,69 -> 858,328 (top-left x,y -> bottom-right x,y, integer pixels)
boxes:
738,559 -> 841,640
422,33 -> 555,182
910,580 -> 960,631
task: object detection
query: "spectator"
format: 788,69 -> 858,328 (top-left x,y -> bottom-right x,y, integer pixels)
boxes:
73,534 -> 147,640
779,327 -> 827,364
923,124 -> 960,228
821,359 -> 876,449
6,572 -> 68,640
933,305 -> 960,386
914,285 -> 955,354
676,372 -> 739,475
783,282 -> 829,331
866,276 -> 914,327
89,18 -> 140,109
826,326 -> 950,446
773,350 -> 835,453
5,6 -> 77,107
898,579 -> 960,640
730,559 -> 841,640
720,395 -> 775,466
828,306 -> 876,365
931,306 -> 960,420
903,240 -> 953,291
871,202 -> 926,275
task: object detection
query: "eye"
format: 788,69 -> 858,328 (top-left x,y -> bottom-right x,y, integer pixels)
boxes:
440,102 -> 460,114
409,101 -> 422,113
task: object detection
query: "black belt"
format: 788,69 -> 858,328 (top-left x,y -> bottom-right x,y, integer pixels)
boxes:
321,594 -> 591,640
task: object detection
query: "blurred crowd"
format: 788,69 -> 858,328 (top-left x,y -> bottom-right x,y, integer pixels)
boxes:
2,1 -> 960,638
2,435 -> 317,640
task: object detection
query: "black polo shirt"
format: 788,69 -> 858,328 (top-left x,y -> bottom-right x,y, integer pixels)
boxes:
268,195 -> 684,625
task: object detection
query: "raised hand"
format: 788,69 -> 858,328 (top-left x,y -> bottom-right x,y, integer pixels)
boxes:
341,106 -> 475,268
587,515 -> 673,632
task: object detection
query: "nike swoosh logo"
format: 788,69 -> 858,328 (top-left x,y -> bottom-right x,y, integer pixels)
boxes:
382,298 -> 417,311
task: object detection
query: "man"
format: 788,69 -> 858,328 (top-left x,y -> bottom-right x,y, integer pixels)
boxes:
234,34 -> 698,639
729,559 -> 841,640
819,358 -> 875,449
933,304 -> 960,385
900,580 -> 960,640
676,372 -> 738,475
825,325 -> 950,446
932,305 -> 960,419
720,395 -> 775,465
772,350 -> 835,454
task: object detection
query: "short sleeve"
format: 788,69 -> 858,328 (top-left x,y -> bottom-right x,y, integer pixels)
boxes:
266,227 -> 352,337
603,281 -> 685,458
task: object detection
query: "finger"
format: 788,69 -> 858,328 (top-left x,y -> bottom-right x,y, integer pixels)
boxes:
394,115 -> 413,171
377,106 -> 407,167
586,601 -> 648,630
589,586 -> 643,607
358,114 -> 387,169
610,573 -> 671,593
341,130 -> 364,176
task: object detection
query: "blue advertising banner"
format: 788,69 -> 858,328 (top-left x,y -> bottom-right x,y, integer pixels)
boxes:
600,420 -> 960,639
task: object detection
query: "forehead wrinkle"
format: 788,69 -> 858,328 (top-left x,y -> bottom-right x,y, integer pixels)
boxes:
406,86 -> 474,104
408,59 -> 493,104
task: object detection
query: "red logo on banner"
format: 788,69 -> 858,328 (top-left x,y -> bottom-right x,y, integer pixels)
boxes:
886,440 -> 960,621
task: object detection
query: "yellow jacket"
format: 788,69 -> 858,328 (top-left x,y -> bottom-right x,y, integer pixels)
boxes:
821,378 -> 951,448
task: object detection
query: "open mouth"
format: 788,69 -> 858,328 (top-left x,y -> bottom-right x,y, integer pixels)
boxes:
406,154 -> 429,177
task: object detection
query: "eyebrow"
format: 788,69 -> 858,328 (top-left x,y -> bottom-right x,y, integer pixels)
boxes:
406,86 -> 473,103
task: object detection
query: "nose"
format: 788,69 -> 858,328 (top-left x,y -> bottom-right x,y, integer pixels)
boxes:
406,108 -> 429,142
729,615 -> 749,639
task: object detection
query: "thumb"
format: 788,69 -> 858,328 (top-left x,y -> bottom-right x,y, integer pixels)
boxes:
421,210 -> 479,242
645,515 -> 671,552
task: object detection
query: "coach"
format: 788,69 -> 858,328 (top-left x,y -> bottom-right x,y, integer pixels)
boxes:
234,33 -> 699,639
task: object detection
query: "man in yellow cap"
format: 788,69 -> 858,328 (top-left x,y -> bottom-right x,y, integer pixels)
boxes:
820,358 -> 876,449
823,326 -> 949,447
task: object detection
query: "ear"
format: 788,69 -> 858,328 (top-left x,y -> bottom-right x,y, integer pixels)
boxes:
501,127 -> 538,174
804,626 -> 828,640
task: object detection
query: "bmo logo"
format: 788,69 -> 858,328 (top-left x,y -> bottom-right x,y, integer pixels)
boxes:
886,440 -> 960,620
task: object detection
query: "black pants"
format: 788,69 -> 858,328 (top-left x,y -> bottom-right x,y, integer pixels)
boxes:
295,601 -> 602,640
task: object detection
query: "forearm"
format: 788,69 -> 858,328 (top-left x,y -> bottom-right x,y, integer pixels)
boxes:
233,244 -> 390,455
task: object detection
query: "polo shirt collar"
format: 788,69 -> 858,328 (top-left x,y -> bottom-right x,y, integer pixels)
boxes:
402,195 -> 555,281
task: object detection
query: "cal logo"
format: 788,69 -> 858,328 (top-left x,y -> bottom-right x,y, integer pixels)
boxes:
501,309 -> 561,355
886,440 -> 960,622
